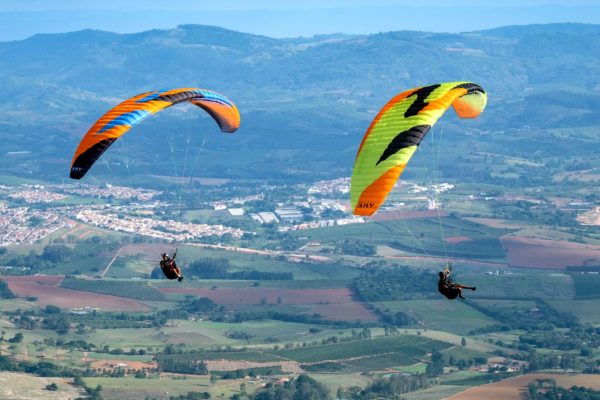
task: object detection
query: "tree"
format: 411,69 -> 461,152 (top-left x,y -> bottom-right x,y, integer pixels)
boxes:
426,349 -> 445,377
0,280 -> 15,299
527,350 -> 540,373
8,333 -> 23,344
150,267 -> 164,279
45,383 -> 58,391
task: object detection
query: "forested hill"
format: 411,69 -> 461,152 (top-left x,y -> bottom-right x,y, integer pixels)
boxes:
0,23 -> 599,182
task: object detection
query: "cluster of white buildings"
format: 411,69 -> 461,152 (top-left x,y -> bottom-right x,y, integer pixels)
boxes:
58,183 -> 162,201
308,177 -> 350,195
75,209 -> 246,241
0,203 -> 66,245
212,194 -> 265,211
8,188 -> 67,203
410,182 -> 454,194
0,176 -> 460,248
250,212 -> 279,224
279,215 -> 365,232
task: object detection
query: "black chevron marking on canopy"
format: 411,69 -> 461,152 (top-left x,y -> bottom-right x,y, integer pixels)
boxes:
155,91 -> 202,105
404,84 -> 441,118
376,125 -> 431,165
70,138 -> 117,179
453,82 -> 485,95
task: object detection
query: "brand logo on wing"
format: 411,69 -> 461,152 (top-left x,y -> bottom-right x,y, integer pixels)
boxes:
356,202 -> 374,208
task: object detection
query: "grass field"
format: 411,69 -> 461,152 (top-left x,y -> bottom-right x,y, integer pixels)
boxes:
379,299 -> 497,334
176,245 -> 361,281
0,174 -> 42,185
571,273 -> 600,299
462,273 -> 574,300
291,216 -> 509,261
153,278 -> 353,290
0,372 -> 83,400
441,369 -> 486,384
83,375 -> 252,400
548,299 -> 600,323
394,362 -> 428,374
400,385 -> 466,400
441,346 -> 490,362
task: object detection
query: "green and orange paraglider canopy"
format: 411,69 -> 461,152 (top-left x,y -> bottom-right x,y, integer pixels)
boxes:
350,81 -> 487,216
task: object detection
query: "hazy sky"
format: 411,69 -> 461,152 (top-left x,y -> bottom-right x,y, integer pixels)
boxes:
1,0 -> 599,41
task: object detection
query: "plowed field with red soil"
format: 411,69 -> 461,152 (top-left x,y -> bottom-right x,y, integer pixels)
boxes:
447,373 -> 600,400
1,275 -> 149,311
1,275 -> 63,285
372,210 -> 447,221
501,235 -> 600,269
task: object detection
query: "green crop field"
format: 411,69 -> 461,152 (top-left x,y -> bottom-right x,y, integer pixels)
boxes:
463,273 -> 574,300
200,351 -> 283,362
379,299 -> 497,334
441,346 -> 489,362
548,299 -> 600,323
394,363 -> 428,374
265,335 -> 449,363
341,344 -> 449,372
571,273 -> 600,299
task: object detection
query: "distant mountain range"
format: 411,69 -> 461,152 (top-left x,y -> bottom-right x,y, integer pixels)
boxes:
0,23 -> 599,183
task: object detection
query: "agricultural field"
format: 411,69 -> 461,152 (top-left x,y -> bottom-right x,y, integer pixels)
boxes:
378,299 -> 496,334
570,273 -> 600,299
446,373 -> 600,400
60,278 -> 166,301
548,299 -> 600,323
264,335 -> 450,364
462,273 -> 574,300
501,235 -> 600,269
82,375 -> 249,400
0,372 -> 83,400
1,275 -> 150,311
291,216 -> 510,261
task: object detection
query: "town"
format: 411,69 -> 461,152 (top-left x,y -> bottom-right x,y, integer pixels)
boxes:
0,178 -> 455,246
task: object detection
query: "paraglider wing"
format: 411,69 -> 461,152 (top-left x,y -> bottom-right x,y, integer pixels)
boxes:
350,81 -> 486,216
69,88 -> 240,179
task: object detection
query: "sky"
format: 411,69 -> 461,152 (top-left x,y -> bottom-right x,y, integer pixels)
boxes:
0,0 -> 599,41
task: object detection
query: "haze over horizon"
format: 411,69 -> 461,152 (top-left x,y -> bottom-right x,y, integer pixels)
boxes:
1,0 -> 599,41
